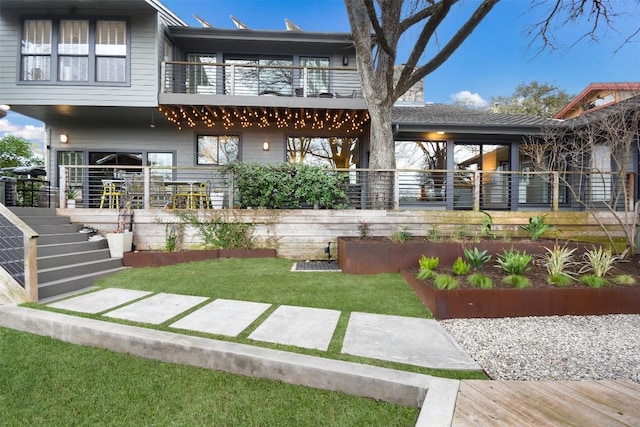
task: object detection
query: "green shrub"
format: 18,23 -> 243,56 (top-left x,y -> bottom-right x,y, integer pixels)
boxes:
520,215 -> 553,241
463,247 -> 492,270
580,274 -> 608,288
612,274 -> 636,286
177,211 -> 254,249
416,268 -> 436,281
433,274 -> 459,290
467,273 -> 493,289
224,162 -> 348,209
390,225 -> 412,243
503,274 -> 530,288
452,257 -> 470,276
547,273 -> 573,287
480,211 -> 495,239
496,248 -> 532,275
418,255 -> 439,271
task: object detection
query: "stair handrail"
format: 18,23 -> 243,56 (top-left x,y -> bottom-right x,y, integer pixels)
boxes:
0,203 -> 38,302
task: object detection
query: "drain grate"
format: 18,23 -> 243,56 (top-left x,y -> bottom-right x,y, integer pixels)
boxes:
292,261 -> 341,272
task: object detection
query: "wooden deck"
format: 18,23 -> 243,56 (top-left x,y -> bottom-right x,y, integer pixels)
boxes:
452,379 -> 640,426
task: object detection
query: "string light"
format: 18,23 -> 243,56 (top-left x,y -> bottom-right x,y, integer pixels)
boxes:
160,105 -> 370,134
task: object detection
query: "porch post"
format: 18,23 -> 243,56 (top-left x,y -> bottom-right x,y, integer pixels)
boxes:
59,165 -> 67,208
393,169 -> 400,209
552,172 -> 559,211
143,167 -> 151,209
473,171 -> 480,211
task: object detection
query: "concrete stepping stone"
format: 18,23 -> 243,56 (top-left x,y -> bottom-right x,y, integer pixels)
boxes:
170,299 -> 271,337
104,293 -> 208,325
248,305 -> 340,351
342,312 -> 481,371
48,288 -> 152,314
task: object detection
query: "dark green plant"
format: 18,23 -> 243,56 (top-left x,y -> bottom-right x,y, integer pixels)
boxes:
416,268 -> 436,281
165,223 -> 178,252
463,247 -> 492,270
520,215 -> 553,241
496,248 -> 532,275
357,221 -> 371,239
427,225 -> 439,242
548,273 -> 573,287
452,257 -> 470,276
433,274 -> 459,290
224,162 -> 347,209
177,211 -> 254,249
503,274 -> 530,288
467,273 -> 493,289
480,211 -> 495,239
390,225 -> 412,243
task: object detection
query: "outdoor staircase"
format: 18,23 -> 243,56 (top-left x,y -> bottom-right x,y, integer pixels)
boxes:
8,207 -> 124,301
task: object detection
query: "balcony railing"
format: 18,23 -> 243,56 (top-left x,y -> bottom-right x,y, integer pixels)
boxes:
55,166 -> 636,212
162,61 -> 363,98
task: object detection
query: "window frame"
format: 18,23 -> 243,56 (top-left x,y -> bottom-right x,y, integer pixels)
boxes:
195,134 -> 241,166
18,17 -> 130,86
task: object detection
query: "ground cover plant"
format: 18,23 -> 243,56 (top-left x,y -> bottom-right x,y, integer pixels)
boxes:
0,327 -> 419,426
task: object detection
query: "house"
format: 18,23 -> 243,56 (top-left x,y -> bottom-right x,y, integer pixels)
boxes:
1,0 -> 638,214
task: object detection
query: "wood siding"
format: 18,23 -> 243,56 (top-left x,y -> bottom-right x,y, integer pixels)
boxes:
57,209 -> 632,260
0,7 -> 159,107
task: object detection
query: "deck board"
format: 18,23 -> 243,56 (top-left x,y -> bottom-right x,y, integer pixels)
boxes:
452,380 -> 640,427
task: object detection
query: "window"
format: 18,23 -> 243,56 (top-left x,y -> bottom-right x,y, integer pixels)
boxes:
287,136 -> 359,168
186,53 -> 216,94
300,57 -> 329,95
197,135 -> 239,165
224,56 -> 293,96
20,18 -> 127,84
58,20 -> 89,81
96,21 -> 127,82
148,152 -> 174,178
57,151 -> 83,186
21,20 -> 52,81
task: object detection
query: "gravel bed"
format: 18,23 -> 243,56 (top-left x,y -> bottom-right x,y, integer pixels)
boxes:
439,314 -> 640,383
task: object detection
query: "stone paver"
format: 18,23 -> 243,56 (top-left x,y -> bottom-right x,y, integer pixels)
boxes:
342,312 -> 481,371
48,288 -> 152,314
249,305 -> 340,350
170,299 -> 271,337
104,292 -> 208,324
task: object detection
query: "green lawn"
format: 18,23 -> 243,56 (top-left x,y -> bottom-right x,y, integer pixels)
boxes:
6,257 -> 485,425
0,327 -> 419,426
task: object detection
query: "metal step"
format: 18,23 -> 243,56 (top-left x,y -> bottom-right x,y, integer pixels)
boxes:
38,232 -> 92,246
18,215 -> 73,226
38,258 -> 124,283
37,267 -> 125,300
31,223 -> 81,235
8,207 -> 57,217
38,249 -> 112,270
38,239 -> 109,257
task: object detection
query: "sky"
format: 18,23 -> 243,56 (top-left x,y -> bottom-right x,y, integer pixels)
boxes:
2,0 -> 639,150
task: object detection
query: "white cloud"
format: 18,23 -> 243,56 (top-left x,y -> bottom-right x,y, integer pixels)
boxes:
449,90 -> 488,108
0,118 -> 45,143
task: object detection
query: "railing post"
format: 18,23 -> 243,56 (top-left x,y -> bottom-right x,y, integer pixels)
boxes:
552,172 -> 559,211
303,67 -> 308,97
230,64 -> 235,95
160,62 -> 166,93
473,171 -> 481,211
24,233 -> 38,302
228,171 -> 234,209
143,167 -> 151,209
59,165 -> 67,208
393,169 -> 400,210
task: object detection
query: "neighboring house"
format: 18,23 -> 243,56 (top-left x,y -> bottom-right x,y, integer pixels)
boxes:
1,0 -> 638,212
554,82 -> 640,120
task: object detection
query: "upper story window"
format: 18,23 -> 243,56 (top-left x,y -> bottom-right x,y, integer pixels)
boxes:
197,135 -> 239,165
20,18 -> 128,84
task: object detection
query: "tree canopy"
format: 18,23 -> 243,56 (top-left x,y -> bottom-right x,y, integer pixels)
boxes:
0,135 -> 43,169
490,81 -> 573,117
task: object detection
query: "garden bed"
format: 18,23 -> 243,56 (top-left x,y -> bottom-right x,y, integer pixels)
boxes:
123,248 -> 277,267
401,254 -> 640,319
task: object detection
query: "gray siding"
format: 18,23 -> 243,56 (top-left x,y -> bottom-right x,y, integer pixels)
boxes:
0,8 -> 159,107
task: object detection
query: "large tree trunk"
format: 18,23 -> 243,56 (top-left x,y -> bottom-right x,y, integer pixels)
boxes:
367,101 -> 396,209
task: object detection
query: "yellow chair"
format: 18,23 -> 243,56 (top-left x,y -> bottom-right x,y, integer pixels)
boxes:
99,181 -> 122,209
192,182 -> 210,209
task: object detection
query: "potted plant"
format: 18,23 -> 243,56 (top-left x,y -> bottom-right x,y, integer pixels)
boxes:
105,181 -> 134,258
66,187 -> 79,208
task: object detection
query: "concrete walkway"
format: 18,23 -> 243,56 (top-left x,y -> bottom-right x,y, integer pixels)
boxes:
0,287 -> 482,426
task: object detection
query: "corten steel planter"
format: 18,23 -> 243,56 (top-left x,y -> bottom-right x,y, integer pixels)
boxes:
337,237 -> 590,275
123,249 -> 276,267
401,270 -> 640,319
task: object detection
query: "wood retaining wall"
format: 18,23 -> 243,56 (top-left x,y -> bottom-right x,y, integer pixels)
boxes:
56,208 -> 636,260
